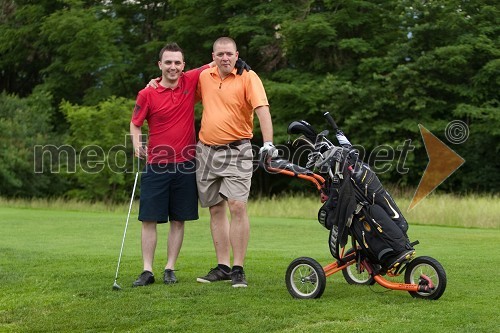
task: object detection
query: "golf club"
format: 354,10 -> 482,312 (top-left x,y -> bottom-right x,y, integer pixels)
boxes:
112,169 -> 139,291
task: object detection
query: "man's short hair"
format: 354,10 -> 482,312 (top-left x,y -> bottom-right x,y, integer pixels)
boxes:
159,43 -> 184,61
213,37 -> 237,51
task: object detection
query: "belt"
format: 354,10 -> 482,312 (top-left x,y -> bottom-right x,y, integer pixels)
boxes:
202,139 -> 250,150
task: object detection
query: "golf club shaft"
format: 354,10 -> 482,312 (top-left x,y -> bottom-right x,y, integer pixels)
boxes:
113,170 -> 139,282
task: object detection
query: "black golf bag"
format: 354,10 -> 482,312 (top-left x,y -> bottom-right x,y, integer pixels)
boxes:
317,146 -> 414,270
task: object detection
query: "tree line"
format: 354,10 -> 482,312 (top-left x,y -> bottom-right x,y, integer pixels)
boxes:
0,0 -> 498,201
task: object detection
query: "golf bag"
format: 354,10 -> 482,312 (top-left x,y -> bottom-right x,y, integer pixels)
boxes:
318,146 -> 414,269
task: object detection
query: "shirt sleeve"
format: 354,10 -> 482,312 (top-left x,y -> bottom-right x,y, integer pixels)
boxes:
246,71 -> 269,110
185,64 -> 211,78
131,89 -> 149,126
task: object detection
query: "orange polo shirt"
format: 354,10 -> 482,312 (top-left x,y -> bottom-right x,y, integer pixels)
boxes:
197,67 -> 269,145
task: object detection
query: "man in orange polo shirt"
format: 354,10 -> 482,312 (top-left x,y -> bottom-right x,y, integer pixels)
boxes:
195,37 -> 276,288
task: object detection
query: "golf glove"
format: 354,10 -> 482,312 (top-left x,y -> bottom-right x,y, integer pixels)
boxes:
259,142 -> 278,160
235,58 -> 251,75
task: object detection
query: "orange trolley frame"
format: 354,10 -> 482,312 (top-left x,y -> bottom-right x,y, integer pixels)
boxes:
265,159 -> 434,294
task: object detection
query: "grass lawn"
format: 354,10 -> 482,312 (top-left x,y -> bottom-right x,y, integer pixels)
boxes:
0,203 -> 499,332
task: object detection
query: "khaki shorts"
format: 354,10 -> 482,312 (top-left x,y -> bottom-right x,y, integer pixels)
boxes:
196,141 -> 254,207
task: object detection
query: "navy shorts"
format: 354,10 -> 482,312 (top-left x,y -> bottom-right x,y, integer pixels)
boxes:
138,161 -> 199,223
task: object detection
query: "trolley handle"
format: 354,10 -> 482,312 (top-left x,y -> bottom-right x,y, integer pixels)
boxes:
324,112 -> 339,131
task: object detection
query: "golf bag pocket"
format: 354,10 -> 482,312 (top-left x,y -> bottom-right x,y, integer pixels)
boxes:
352,162 -> 409,233
318,199 -> 333,230
350,204 -> 413,269
318,188 -> 338,230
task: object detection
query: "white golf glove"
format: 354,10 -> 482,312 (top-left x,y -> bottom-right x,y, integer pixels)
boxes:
259,141 -> 278,160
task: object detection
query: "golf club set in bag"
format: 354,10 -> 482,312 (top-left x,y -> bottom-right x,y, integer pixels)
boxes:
261,112 -> 446,300
278,112 -> 415,270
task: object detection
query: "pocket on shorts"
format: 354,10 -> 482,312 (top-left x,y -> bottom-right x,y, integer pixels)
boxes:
234,144 -> 254,174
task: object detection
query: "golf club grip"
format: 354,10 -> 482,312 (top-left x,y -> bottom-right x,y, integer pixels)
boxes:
324,112 -> 339,130
324,111 -> 353,148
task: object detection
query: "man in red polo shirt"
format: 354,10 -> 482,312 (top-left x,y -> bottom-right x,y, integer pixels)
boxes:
129,43 -> 211,287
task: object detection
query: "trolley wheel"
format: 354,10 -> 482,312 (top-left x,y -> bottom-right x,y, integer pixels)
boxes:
405,256 -> 447,300
285,257 -> 326,299
341,248 -> 373,285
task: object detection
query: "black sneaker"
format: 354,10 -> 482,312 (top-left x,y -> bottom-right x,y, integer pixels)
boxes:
163,269 -> 177,284
196,267 -> 231,283
231,270 -> 247,288
132,270 -> 155,287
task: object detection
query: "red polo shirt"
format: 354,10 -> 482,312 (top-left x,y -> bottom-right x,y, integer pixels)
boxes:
131,65 -> 209,164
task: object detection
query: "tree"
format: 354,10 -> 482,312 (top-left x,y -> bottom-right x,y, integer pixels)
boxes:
0,0 -> 64,96
61,96 -> 137,202
0,0 -> 498,198
38,2 -> 129,105
0,90 -> 68,197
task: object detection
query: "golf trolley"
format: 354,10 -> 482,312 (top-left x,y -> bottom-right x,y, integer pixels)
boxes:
261,113 -> 447,300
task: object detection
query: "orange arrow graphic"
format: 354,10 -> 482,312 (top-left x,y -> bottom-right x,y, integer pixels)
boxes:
408,124 -> 465,211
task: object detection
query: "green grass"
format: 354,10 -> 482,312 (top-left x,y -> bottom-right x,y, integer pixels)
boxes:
1,192 -> 498,228
0,200 -> 499,332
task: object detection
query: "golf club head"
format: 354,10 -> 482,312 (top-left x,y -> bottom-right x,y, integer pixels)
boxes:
112,281 -> 122,291
291,135 -> 314,148
287,120 -> 317,143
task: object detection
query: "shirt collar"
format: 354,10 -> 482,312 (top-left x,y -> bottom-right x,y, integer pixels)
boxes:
209,66 -> 237,79
157,73 -> 185,92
